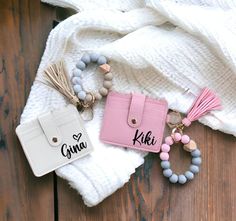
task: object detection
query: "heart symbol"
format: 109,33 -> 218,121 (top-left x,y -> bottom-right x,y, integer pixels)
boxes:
73,133 -> 82,142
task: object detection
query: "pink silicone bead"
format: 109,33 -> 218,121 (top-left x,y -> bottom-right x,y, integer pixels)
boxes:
165,136 -> 174,145
160,152 -> 169,161
181,134 -> 190,144
161,144 -> 170,152
173,133 -> 182,142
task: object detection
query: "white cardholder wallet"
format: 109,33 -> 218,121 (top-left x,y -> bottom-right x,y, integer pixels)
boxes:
16,105 -> 93,177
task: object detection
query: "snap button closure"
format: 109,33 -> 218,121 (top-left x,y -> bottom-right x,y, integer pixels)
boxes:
38,112 -> 62,146
127,93 -> 146,128
131,118 -> 137,125
52,137 -> 58,143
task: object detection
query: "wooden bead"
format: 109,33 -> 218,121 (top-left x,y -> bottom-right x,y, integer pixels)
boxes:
99,64 -> 111,74
85,94 -> 93,102
104,72 -> 113,80
103,80 -> 112,89
183,139 -> 197,152
94,93 -> 102,100
99,87 -> 108,96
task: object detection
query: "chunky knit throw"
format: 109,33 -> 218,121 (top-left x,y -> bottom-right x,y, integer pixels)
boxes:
20,0 -> 236,206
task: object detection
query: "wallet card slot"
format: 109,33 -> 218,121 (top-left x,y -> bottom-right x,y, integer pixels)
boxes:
106,102 -> 167,115
100,91 -> 168,153
38,113 -> 62,146
108,91 -> 167,105
16,115 -> 78,139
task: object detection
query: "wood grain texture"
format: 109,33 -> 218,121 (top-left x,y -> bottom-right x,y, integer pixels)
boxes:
1,1 -> 236,221
0,1 -> 56,221
57,123 -> 236,221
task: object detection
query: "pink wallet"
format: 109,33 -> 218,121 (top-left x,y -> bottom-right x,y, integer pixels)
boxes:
100,92 -> 168,153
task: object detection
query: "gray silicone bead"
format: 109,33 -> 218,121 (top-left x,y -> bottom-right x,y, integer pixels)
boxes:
77,91 -> 86,100
72,77 -> 82,85
178,174 -> 187,184
163,169 -> 173,178
191,149 -> 201,157
192,157 -> 202,165
81,54 -> 91,64
97,55 -> 107,65
169,174 -> 178,183
161,161 -> 170,169
73,69 -> 82,77
90,53 -> 100,62
185,171 -> 194,180
189,164 -> 199,174
76,61 -> 86,70
73,84 -> 82,93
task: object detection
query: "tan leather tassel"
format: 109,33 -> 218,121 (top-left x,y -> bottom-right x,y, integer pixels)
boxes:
43,61 -> 82,108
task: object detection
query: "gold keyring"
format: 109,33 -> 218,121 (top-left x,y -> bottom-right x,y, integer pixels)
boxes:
81,92 -> 96,109
171,124 -> 185,135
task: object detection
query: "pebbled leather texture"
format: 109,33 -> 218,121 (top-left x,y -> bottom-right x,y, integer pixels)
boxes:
100,91 -> 168,153
16,105 -> 93,177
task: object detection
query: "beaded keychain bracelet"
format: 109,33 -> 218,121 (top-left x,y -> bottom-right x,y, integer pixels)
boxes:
159,88 -> 222,184
71,53 -> 113,106
39,53 -> 112,119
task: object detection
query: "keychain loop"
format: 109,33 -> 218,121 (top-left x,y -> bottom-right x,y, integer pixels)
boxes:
71,53 -> 113,103
160,110 -> 202,184
81,92 -> 96,109
171,126 -> 184,136
160,132 -> 201,184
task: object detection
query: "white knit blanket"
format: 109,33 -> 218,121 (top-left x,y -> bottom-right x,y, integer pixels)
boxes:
20,0 -> 236,206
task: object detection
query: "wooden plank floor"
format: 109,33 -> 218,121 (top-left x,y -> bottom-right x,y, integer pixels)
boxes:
0,1 -> 235,220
